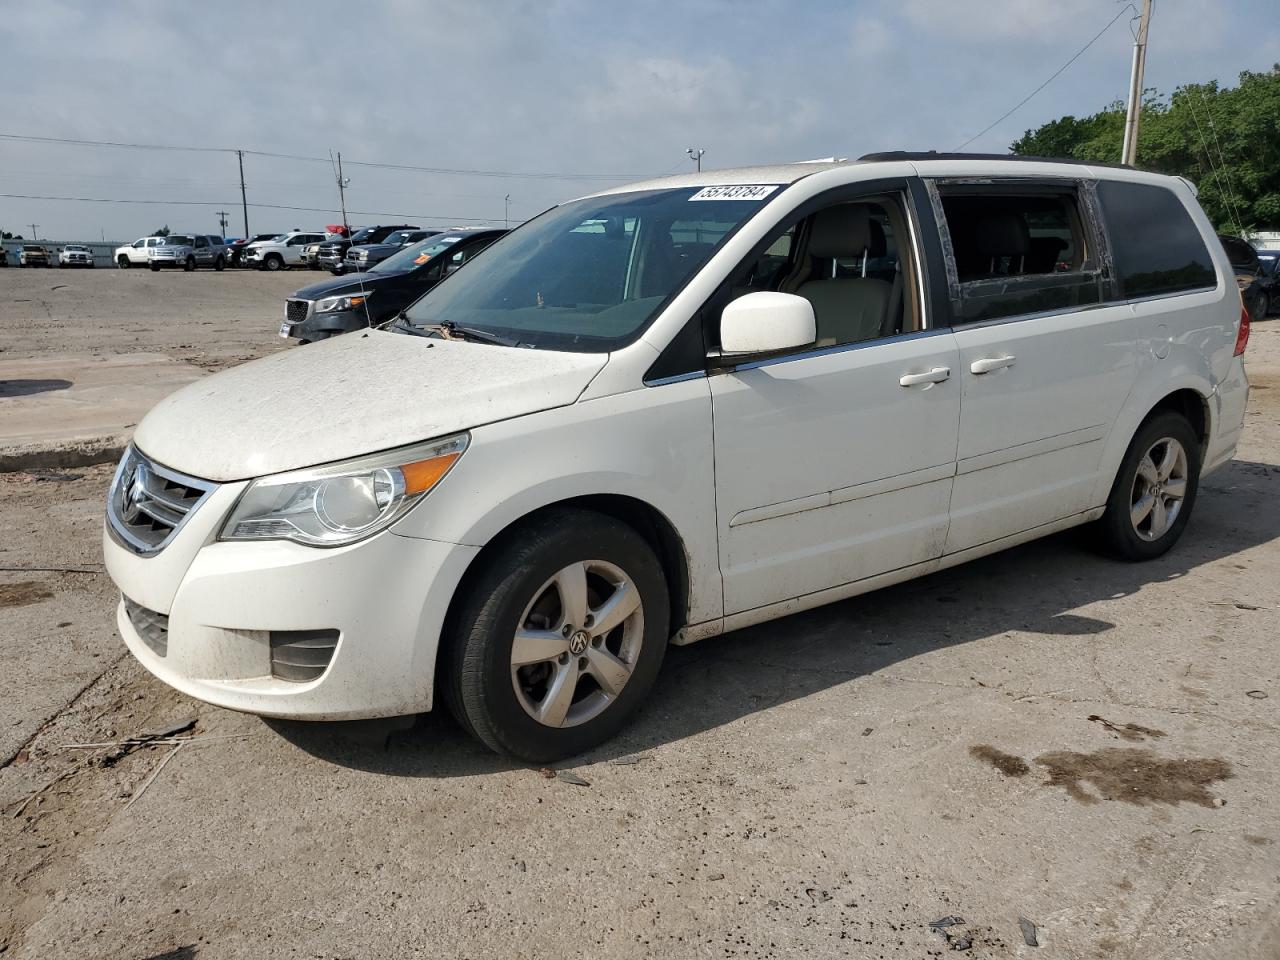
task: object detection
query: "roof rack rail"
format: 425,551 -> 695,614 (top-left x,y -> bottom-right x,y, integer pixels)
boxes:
857,150 -> 1134,171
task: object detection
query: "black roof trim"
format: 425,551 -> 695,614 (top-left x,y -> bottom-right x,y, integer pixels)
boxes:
857,151 -> 1135,171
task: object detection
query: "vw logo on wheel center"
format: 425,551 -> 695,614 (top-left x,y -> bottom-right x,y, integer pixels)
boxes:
568,630 -> 590,655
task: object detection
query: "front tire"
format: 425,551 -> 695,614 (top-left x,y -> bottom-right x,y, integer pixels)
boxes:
117,255 -> 130,268
443,508 -> 670,762
214,256 -> 225,272
1098,411 -> 1201,561
183,256 -> 196,272
265,254 -> 283,272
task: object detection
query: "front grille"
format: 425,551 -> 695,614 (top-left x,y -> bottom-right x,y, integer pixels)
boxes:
285,299 -> 311,324
124,597 -> 169,657
270,630 -> 340,682
107,448 -> 217,555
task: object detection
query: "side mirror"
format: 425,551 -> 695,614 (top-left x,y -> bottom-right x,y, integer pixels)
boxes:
718,292 -> 816,358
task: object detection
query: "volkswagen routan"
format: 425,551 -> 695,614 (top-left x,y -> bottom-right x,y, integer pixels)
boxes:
105,153 -> 1250,761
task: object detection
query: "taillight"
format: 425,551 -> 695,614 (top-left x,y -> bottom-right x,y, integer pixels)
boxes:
1235,300 -> 1251,356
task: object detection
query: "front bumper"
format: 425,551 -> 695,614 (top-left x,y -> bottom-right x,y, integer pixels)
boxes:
281,308 -> 371,340
105,487 -> 479,720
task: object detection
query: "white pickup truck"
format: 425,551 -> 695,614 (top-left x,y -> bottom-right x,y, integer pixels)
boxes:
244,231 -> 329,271
114,236 -> 167,268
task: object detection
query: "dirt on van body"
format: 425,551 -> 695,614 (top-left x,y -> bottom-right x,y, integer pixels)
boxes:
2,272 -> 1280,958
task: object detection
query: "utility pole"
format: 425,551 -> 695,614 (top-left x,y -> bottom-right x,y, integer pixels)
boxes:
28,223 -> 38,240
686,147 -> 705,172
215,210 -> 229,237
237,150 -> 249,236
504,194 -> 510,228
1121,0 -> 1154,166
333,151 -> 351,235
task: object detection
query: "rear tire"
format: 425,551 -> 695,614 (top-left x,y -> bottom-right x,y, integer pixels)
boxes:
150,263 -> 160,272
442,508 -> 670,762
1097,411 -> 1201,561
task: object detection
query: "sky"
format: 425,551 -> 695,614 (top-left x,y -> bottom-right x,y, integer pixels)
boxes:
1,0 -> 1277,242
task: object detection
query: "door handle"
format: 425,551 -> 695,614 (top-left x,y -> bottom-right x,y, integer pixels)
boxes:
899,366 -> 951,387
970,355 -> 1016,375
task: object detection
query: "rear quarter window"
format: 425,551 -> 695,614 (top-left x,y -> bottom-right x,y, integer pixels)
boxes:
1097,181 -> 1217,299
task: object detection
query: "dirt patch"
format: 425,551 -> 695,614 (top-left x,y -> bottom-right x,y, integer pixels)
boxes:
969,744 -> 1030,777
0,580 -> 53,608
1245,834 -> 1273,846
1087,714 -> 1167,742
1034,747 -> 1232,807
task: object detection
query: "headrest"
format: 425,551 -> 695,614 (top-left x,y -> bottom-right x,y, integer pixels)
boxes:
868,219 -> 887,258
808,205 -> 872,259
974,214 -> 1030,257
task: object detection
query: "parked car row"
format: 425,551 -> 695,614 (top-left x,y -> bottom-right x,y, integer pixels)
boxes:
0,243 -> 99,267
112,234 -> 228,271
279,228 -> 505,341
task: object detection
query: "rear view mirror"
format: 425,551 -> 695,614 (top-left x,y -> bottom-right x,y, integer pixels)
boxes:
718,292 -> 816,358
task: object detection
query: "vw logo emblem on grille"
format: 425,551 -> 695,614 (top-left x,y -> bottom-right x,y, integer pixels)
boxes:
122,464 -> 150,523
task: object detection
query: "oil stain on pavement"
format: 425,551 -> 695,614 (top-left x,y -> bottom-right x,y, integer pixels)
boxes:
0,580 -> 53,608
1035,748 -> 1232,807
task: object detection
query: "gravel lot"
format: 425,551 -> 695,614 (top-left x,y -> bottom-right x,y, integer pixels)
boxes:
1,271 -> 1278,959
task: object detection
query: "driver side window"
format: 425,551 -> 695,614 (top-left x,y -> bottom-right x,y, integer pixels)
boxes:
719,192 -> 920,351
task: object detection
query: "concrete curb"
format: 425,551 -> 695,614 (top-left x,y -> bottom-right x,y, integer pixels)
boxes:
0,434 -> 128,473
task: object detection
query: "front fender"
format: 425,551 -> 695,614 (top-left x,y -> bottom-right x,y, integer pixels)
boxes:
392,379 -> 723,626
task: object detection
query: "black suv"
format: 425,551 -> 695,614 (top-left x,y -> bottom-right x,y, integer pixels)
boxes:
279,228 -> 505,342
1220,235 -> 1270,322
315,225 -> 418,273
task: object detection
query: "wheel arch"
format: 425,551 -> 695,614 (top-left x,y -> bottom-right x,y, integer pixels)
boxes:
1091,378 -> 1213,507
440,494 -> 693,652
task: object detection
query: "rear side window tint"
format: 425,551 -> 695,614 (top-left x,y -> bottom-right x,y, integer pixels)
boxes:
1097,181 -> 1216,298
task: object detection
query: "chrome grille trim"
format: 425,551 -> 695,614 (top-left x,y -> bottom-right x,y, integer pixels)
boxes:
107,447 -> 218,556
285,299 -> 312,325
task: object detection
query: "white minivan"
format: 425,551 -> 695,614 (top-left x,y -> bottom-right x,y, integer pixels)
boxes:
105,154 -> 1250,761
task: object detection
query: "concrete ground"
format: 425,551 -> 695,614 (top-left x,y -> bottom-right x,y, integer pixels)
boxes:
1,271 -> 1279,959
0,268 -> 296,467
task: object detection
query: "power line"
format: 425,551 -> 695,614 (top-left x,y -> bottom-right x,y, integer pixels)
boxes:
954,4 -> 1135,151
0,192 -> 507,223
0,132 -> 642,181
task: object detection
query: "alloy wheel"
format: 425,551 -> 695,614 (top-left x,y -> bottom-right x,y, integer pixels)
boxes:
1130,436 -> 1189,541
510,559 -> 644,728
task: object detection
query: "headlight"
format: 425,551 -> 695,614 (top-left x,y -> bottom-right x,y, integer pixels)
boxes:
219,434 -> 467,547
315,293 -> 370,313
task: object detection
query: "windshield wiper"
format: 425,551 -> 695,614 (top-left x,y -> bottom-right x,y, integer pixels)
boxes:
384,312 -> 429,336
422,320 -> 521,347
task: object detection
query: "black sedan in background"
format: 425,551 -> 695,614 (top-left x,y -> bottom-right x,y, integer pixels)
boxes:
278,228 -> 506,342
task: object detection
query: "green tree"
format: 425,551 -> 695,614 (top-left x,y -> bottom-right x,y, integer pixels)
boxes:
1012,67 -> 1280,234
151,225 -> 171,237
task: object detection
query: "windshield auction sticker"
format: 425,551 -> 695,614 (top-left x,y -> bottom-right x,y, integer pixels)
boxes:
688,185 -> 780,201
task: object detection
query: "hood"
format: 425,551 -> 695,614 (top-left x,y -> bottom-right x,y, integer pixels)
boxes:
132,330 -> 608,482
292,272 -> 397,300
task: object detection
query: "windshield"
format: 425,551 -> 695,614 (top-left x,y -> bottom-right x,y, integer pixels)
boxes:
379,230 -> 413,246
347,228 -> 376,243
164,235 -> 193,246
401,187 -> 776,350
65,245 -> 88,251
370,234 -> 466,275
